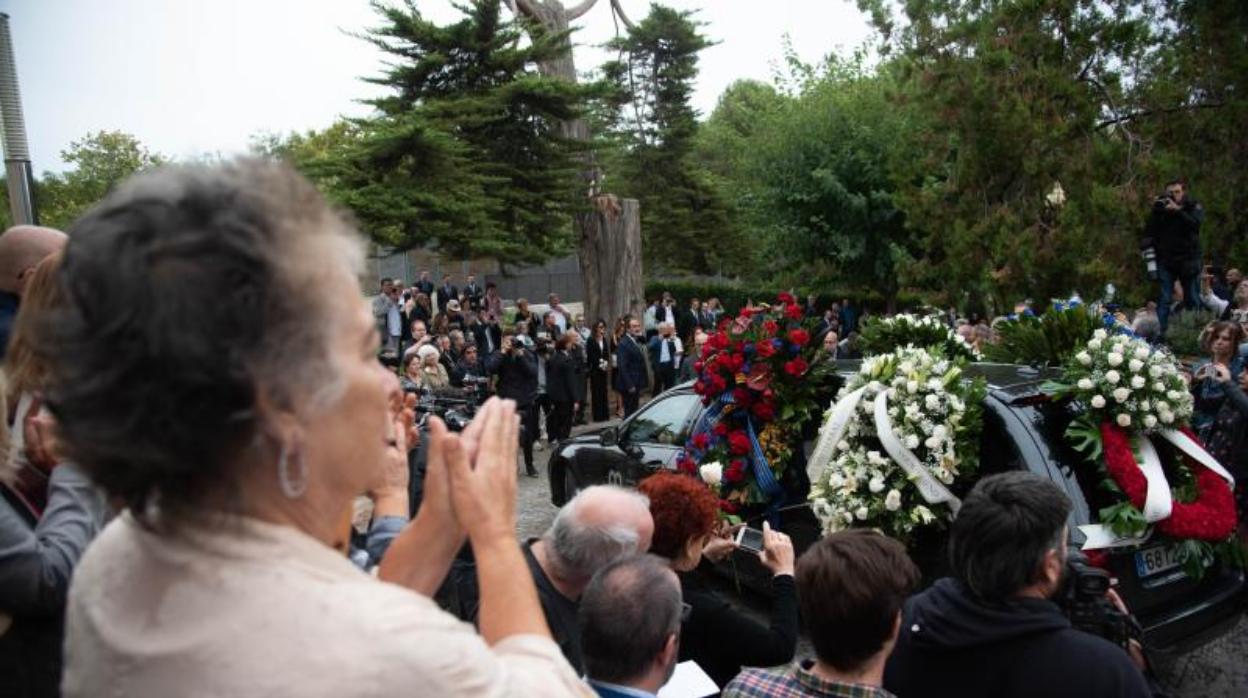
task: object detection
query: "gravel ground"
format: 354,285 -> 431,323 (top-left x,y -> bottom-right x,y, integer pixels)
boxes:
513,422 -> 1248,696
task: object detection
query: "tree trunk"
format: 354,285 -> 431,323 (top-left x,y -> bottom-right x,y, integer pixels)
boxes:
513,0 -> 643,326
578,196 -> 643,324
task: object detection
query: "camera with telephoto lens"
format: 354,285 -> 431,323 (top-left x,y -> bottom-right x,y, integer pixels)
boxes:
1058,550 -> 1141,649
1154,194 -> 1173,209
1140,245 -> 1159,281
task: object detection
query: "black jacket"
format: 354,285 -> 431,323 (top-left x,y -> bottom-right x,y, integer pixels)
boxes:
436,284 -> 459,312
546,351 -> 579,404
471,322 -> 503,355
586,335 -> 613,376
678,568 -> 798,689
491,348 -> 538,407
1144,197 -> 1204,267
884,578 -> 1151,698
568,344 -> 588,402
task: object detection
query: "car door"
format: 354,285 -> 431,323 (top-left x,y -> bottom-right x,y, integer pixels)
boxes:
607,392 -> 703,486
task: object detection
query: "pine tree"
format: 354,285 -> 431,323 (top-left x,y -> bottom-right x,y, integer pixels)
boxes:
320,0 -> 594,263
600,4 -> 737,275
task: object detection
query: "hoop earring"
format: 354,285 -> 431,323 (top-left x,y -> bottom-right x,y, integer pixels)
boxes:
277,443 -> 308,499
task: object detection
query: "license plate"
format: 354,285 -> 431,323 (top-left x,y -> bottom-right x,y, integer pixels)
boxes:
1134,544 -> 1183,578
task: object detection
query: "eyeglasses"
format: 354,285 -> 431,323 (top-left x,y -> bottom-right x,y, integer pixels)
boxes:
680,602 -> 693,623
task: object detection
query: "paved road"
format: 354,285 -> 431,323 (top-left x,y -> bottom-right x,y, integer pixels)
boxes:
513,423 -> 1247,697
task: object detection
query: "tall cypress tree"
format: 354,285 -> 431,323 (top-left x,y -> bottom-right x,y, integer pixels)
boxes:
600,5 -> 738,276
320,0 -> 594,263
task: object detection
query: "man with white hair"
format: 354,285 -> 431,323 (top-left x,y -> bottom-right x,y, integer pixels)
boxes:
0,225 -> 68,357
508,485 -> 654,675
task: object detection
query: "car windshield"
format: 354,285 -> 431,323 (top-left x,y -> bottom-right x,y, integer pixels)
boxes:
625,393 -> 701,445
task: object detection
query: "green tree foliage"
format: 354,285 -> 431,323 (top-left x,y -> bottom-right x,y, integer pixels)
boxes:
312,0 -> 594,263
736,55 -> 917,309
599,4 -> 741,275
854,0 -> 1161,311
36,131 -> 166,230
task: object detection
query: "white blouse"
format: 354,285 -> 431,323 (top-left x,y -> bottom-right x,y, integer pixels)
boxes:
63,512 -> 592,697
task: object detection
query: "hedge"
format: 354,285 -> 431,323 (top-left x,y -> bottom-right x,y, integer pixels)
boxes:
644,278 -> 932,316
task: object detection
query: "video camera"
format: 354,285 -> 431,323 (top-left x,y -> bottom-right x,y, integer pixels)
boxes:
1057,550 -> 1142,650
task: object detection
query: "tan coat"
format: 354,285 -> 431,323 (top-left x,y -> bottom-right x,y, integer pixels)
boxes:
63,512 -> 591,697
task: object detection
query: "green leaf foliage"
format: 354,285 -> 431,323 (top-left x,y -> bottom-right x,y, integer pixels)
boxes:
983,304 -> 1104,366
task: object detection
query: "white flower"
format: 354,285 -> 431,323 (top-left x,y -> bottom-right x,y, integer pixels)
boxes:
1155,401 -> 1169,412
933,425 -> 948,439
1088,339 -> 1102,351
898,361 -> 915,375
1094,329 -> 1108,340
837,440 -> 850,452
885,489 -> 902,511
1139,401 -> 1150,412
869,477 -> 886,494
1105,370 -> 1121,385
1128,359 -> 1144,373
914,505 -> 936,524
1091,395 -> 1107,408
1107,352 -> 1123,367
1131,376 -> 1146,389
855,506 -> 870,521
1076,351 -> 1093,366
699,462 -> 723,487
1135,346 -> 1151,360
1160,411 -> 1175,424
1117,414 -> 1132,427
925,435 -> 943,450
925,394 -> 941,411
907,381 -> 919,394
1153,382 -> 1166,392
1113,387 -> 1131,402
904,434 -> 920,449
1149,366 -> 1163,378
1077,378 -> 1094,390
1143,415 -> 1158,429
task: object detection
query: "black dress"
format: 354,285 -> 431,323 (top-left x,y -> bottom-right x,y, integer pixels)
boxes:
678,566 -> 798,688
586,335 -> 613,422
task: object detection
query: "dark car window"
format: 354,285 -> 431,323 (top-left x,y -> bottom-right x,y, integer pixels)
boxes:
625,393 -> 701,446
979,407 -> 1026,475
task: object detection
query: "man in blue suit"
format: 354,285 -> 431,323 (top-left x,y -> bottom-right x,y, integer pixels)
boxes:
579,554 -> 683,698
615,316 -> 648,417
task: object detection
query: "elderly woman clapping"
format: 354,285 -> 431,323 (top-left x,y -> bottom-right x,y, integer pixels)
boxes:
43,161 -> 590,696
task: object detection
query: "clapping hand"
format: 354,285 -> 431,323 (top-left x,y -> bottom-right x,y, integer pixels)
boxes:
445,397 -> 520,544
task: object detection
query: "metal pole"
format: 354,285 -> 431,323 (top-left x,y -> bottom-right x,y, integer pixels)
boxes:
0,13 -> 35,226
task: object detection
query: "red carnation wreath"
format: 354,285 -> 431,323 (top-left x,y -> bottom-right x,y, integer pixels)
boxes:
1099,424 -> 1237,542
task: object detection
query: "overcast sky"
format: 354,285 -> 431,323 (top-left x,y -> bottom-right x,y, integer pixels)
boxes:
1,0 -> 872,174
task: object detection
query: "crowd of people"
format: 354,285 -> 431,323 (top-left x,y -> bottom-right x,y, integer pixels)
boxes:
0,158 -> 1229,698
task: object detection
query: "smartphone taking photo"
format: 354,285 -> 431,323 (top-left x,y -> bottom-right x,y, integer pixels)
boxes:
735,526 -> 765,554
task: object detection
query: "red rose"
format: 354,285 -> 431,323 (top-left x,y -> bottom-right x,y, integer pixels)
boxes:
677,456 -> 697,475
693,380 -> 706,395
725,460 -> 747,482
732,387 -> 755,407
788,329 -> 810,346
777,292 -> 796,305
713,422 -> 729,437
691,433 -> 710,450
693,361 -> 704,374
719,498 -> 739,514
785,304 -> 803,320
728,431 -> 751,456
784,357 -> 809,377
755,340 -> 777,359
729,353 -> 746,372
751,401 -> 776,421
763,320 -> 779,337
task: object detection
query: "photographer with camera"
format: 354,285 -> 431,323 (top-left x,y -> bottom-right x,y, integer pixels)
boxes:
490,331 -> 541,477
884,472 -> 1151,698
1142,179 -> 1204,337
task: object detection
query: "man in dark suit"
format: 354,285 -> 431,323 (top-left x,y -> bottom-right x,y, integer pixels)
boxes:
646,323 -> 681,395
615,317 -> 648,417
490,333 -> 541,477
545,335 -> 579,443
462,273 -> 484,311
566,330 -> 589,425
676,297 -> 699,342
469,312 -> 502,356
436,274 -> 458,313
414,270 -> 434,297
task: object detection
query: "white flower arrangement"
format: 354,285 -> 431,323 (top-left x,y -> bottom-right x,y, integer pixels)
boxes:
809,346 -> 986,540
1046,332 -> 1193,431
857,313 -> 983,362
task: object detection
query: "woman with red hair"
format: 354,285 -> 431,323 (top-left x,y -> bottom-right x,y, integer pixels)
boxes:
637,472 -> 798,688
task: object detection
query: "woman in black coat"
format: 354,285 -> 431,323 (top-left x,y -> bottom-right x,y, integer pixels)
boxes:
545,335 -> 579,443
585,320 -> 614,422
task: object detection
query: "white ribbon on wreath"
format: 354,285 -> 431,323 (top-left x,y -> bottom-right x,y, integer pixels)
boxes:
808,386 -> 961,513
1079,429 -> 1236,550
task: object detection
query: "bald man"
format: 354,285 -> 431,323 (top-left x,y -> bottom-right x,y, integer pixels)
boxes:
478,485 -> 654,674
0,225 -> 68,357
